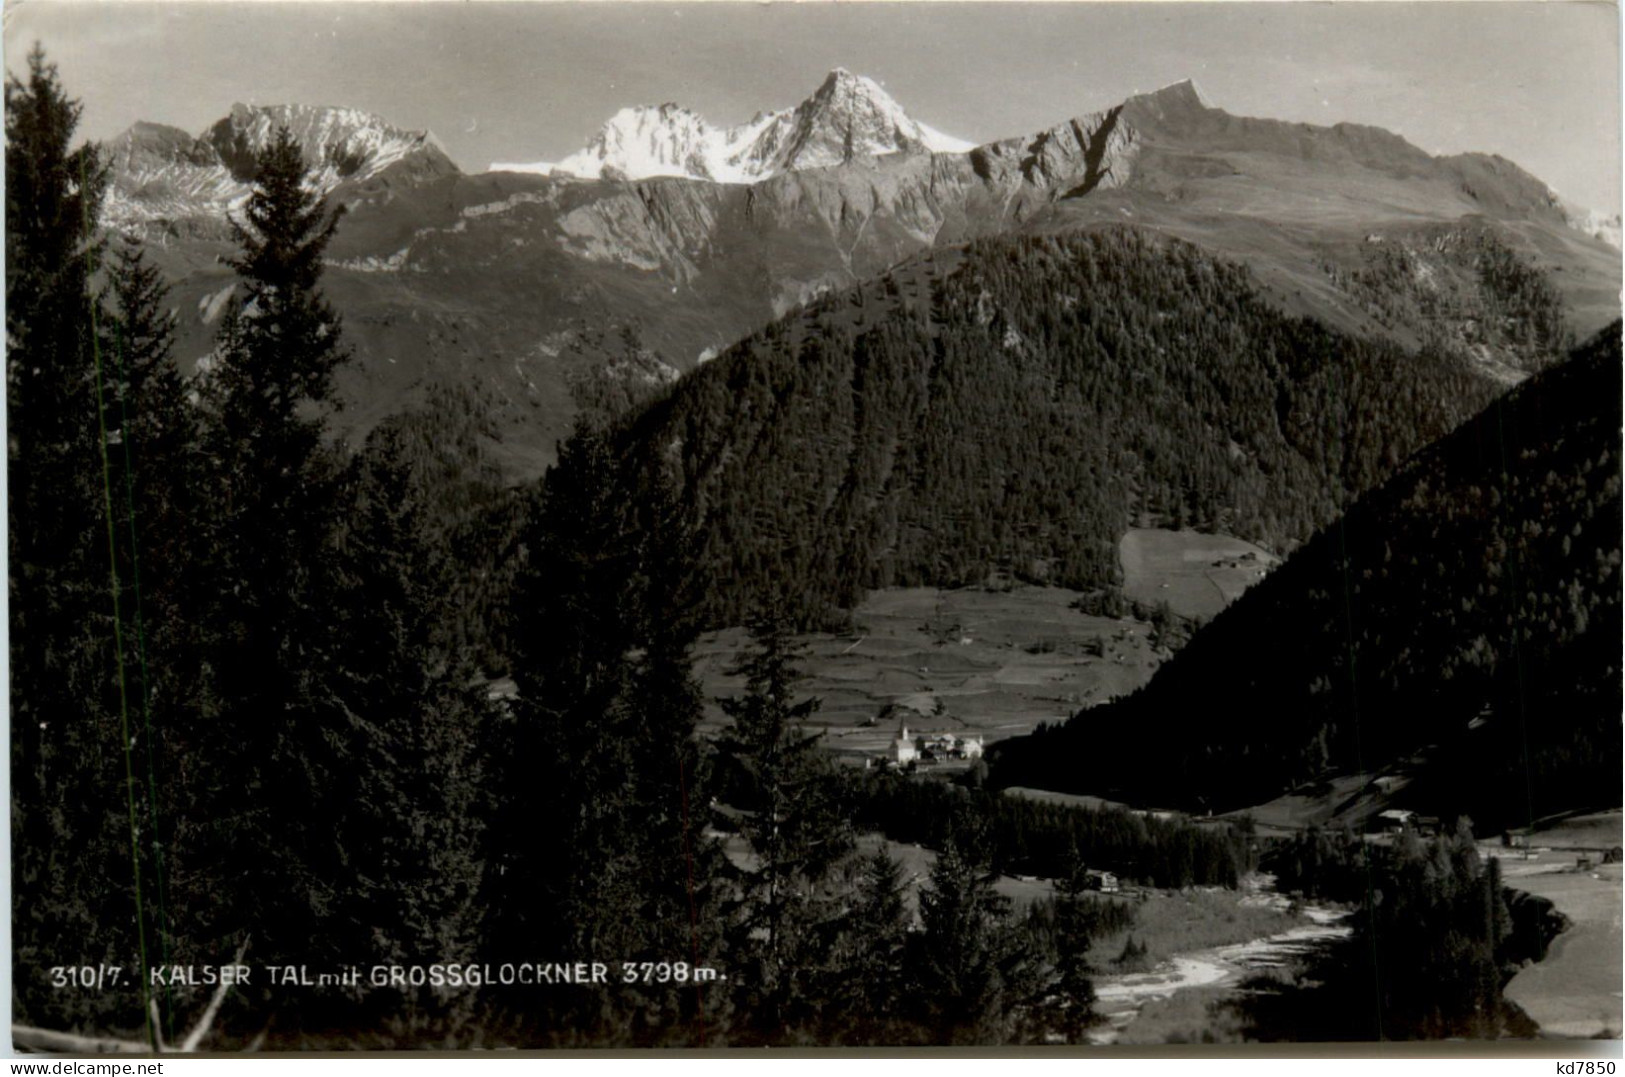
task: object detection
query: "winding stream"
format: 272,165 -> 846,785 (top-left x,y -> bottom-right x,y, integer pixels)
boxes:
1087,903 -> 1351,1044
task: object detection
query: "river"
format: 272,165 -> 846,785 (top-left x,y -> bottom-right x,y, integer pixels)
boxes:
1087,899 -> 1351,1044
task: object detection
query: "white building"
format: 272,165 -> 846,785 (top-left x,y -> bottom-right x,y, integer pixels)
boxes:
892,721 -> 918,766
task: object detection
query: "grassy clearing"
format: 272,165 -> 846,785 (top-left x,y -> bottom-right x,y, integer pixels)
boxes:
1529,809 -> 1623,852
696,564 -> 1280,757
1114,985 -> 1249,1045
1219,773 -> 1390,835
849,833 -> 1060,921
1501,861 -> 1622,1038
713,831 -> 1069,925
1086,888 -> 1304,973
1003,787 -> 1136,814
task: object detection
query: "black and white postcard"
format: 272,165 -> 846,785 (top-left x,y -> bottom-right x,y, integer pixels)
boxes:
6,0 -> 1621,1054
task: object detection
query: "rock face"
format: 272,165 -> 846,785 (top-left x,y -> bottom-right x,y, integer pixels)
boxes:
103,103 -> 457,234
491,68 -> 974,183
102,122 -> 250,234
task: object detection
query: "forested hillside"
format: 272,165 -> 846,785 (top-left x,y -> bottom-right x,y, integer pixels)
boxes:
618,230 -> 1524,626
12,39 -> 1616,1049
992,325 -> 1623,827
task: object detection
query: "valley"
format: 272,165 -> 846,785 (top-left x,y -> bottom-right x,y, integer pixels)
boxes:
8,13 -> 1619,1051
696,585 -> 1157,756
694,528 -> 1277,757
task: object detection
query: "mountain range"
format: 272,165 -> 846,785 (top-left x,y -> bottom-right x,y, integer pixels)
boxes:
489,68 -> 975,182
99,72 -> 1621,479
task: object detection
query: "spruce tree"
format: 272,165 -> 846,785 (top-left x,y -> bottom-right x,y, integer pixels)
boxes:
909,814 -> 1047,1044
715,616 -> 854,1036
491,427 -> 725,1045
821,849 -> 916,1043
7,43 -> 154,1038
320,412 -> 499,1042
193,124 -> 353,1018
489,426 -> 642,961
104,238 -> 205,1040
1046,842 -> 1100,1042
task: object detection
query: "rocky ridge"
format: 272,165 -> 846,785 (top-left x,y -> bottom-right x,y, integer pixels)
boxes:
103,103 -> 457,234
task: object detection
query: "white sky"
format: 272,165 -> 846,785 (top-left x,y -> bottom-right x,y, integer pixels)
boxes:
4,1 -> 1620,211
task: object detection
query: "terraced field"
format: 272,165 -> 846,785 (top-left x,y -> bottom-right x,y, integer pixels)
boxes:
693,585 -> 1166,759
695,530 -> 1281,763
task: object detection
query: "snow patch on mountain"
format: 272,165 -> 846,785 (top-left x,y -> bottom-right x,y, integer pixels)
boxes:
491,68 -> 974,184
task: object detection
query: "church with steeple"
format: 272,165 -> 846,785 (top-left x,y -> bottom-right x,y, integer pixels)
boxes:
891,720 -> 918,766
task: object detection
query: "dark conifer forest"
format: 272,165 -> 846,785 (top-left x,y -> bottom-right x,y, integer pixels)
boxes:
1245,823 -> 1568,1040
992,324 -> 1622,828
613,229 -> 1509,627
7,46 -> 1618,1050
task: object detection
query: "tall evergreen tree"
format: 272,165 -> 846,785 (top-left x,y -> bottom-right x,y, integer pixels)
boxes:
302,410 -> 505,1043
7,44 -> 154,1038
191,125 -> 354,1017
104,238 -> 205,1040
488,427 -> 642,960
715,617 -> 854,1037
908,814 -> 1048,1045
490,426 -> 724,1045
818,849 -> 917,1043
1044,842 -> 1101,1043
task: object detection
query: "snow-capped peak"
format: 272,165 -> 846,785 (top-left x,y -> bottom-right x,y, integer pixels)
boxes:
490,68 -> 975,183
506,102 -> 724,182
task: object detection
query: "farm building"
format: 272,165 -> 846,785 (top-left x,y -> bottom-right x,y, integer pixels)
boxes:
920,732 -> 984,759
1376,809 -> 1415,833
1085,868 -> 1120,893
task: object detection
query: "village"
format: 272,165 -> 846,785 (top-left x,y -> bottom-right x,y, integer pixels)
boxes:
871,718 -> 984,770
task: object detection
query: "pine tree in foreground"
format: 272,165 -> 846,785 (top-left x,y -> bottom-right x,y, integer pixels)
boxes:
715,615 -> 854,1039
316,412 -> 501,1044
104,237 -> 207,1042
1044,842 -> 1101,1043
490,426 -> 727,1045
7,42 -> 156,1039
189,124 -> 355,1028
817,848 -> 917,1044
910,813 -> 1050,1045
